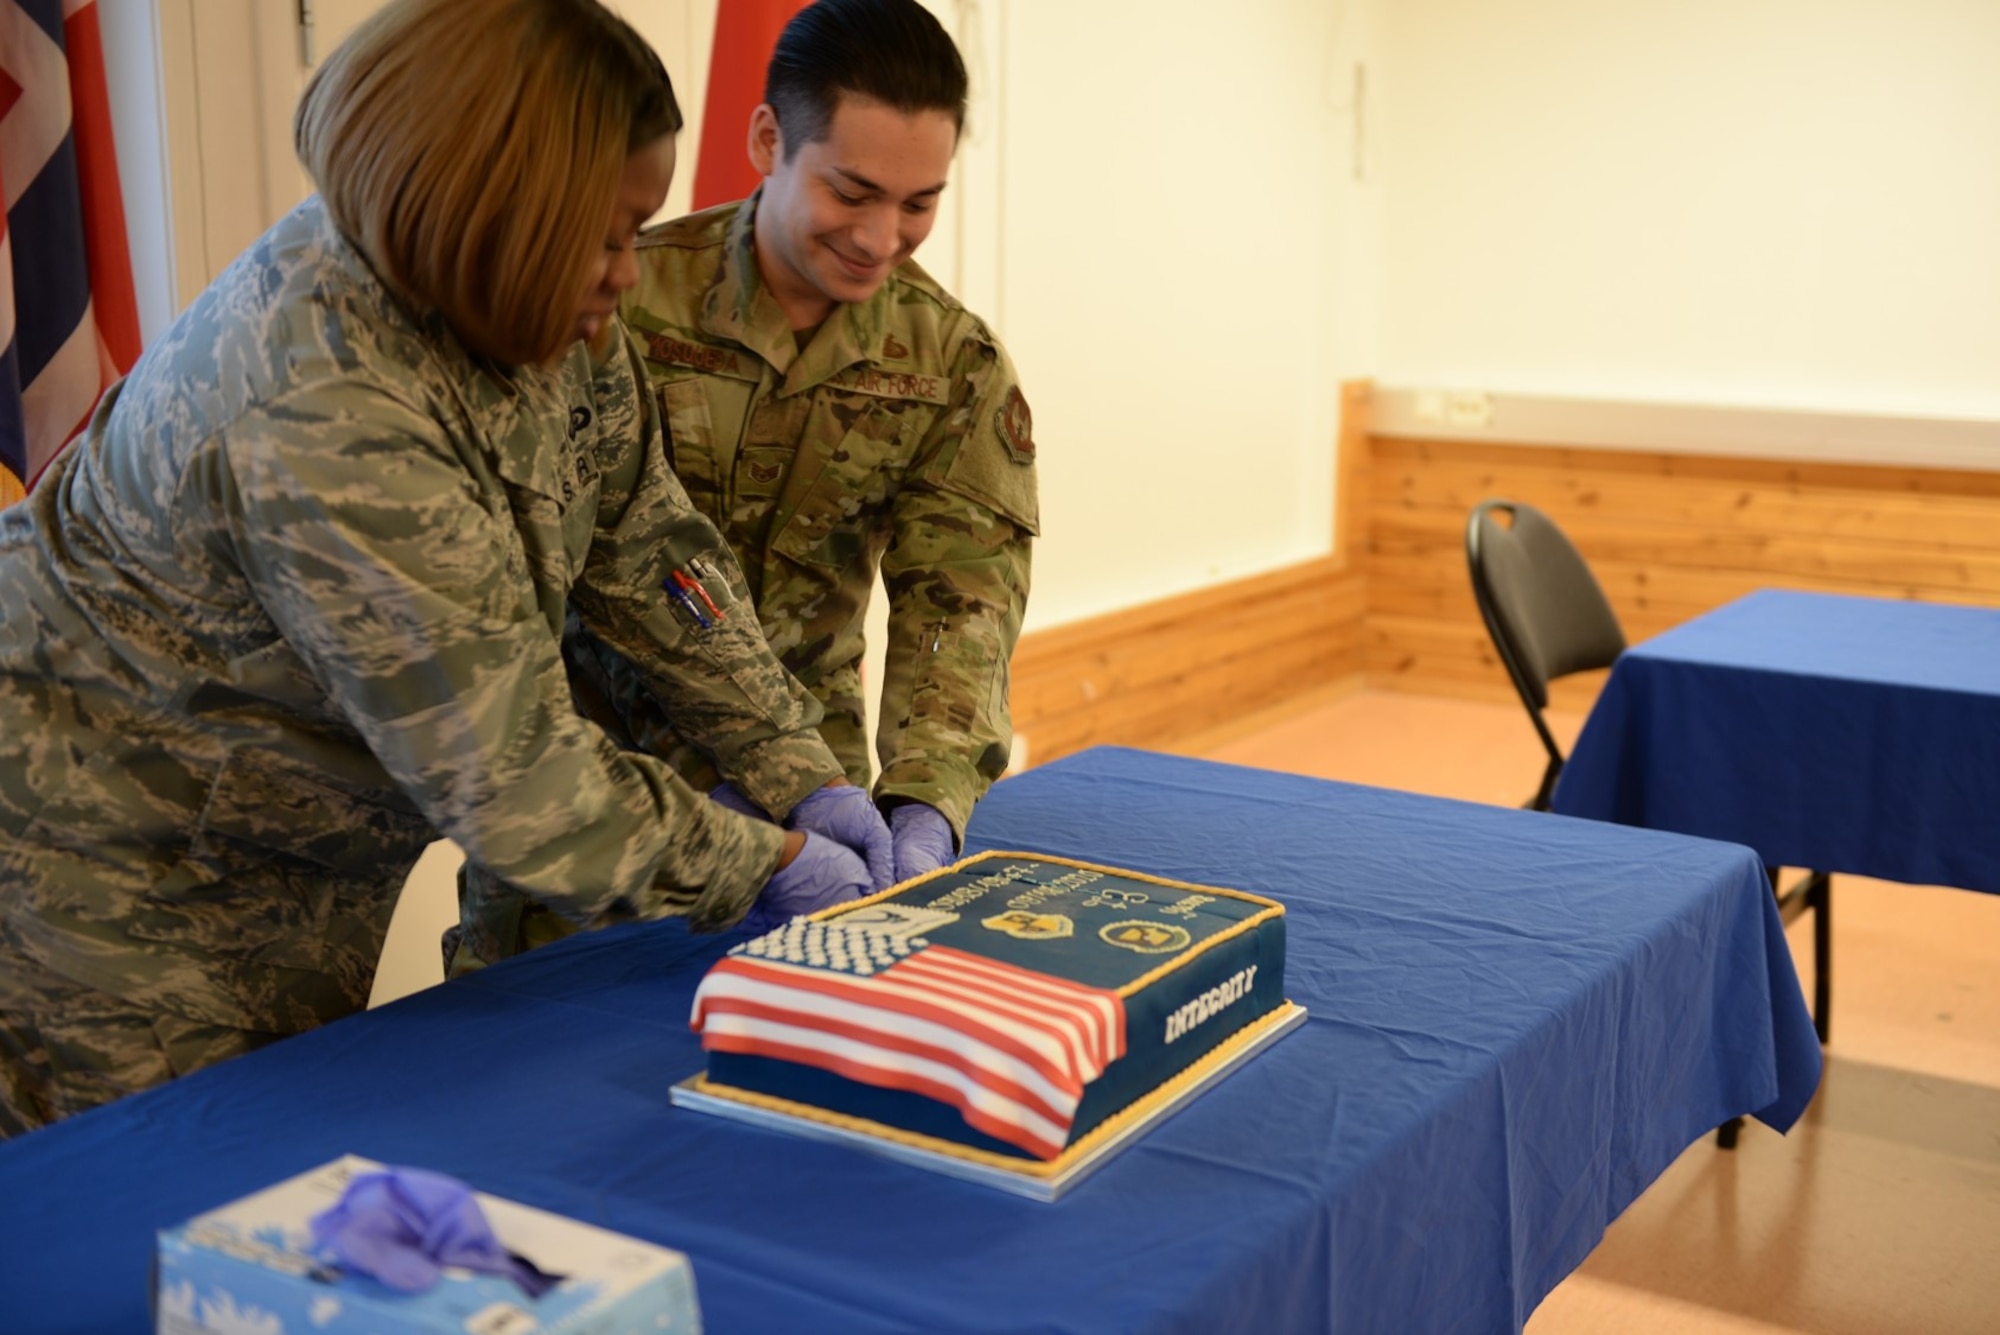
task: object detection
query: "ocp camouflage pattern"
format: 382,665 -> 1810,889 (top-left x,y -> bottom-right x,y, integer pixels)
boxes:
0,196 -> 843,1049
615,191 -> 1036,834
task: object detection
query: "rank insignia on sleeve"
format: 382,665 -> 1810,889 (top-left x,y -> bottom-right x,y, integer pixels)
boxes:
996,386 -> 1035,464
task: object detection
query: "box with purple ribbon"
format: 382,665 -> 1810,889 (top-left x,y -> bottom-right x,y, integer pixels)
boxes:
154,1155 -> 699,1334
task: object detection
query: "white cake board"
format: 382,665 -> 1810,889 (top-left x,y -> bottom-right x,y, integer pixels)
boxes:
670,1001 -> 1307,1203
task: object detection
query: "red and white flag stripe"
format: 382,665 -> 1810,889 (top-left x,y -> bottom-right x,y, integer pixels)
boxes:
1,0 -> 140,502
698,1006 -> 1077,1155
693,941 -> 1126,1160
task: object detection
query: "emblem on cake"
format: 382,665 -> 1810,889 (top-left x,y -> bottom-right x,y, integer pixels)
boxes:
982,909 -> 1075,940
830,902 -> 960,940
1098,920 -> 1193,954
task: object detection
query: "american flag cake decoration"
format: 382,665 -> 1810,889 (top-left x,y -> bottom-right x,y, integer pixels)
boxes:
685,852 -> 1291,1168
690,915 -> 1128,1159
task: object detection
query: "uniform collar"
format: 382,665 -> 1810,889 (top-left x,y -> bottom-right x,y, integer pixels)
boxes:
303,199 -> 584,495
309,197 -> 434,341
309,195 -> 500,384
699,186 -> 899,398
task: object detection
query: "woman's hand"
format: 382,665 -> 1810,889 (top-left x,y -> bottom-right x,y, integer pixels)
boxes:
784,781 -> 895,890
753,832 -> 871,925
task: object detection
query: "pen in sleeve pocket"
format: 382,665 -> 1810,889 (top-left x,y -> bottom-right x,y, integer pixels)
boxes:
671,569 -> 725,623
663,575 -> 712,629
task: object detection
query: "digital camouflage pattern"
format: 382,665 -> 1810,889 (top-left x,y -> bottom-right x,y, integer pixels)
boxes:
0,196 -> 844,1126
0,940 -> 281,1136
459,193 -> 1038,968
619,192 -> 1036,830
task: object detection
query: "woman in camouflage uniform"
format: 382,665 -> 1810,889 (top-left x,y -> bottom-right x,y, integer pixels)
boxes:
0,0 -> 879,1136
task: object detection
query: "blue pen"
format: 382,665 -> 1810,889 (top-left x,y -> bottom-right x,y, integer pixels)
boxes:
664,578 -> 712,629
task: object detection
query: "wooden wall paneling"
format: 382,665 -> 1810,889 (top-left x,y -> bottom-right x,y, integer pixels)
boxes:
1021,628 -> 1361,762
1376,435 -> 2000,499
1364,610 -> 1608,711
1004,413 -> 2000,760
1373,550 -> 1980,625
1011,558 -> 1366,766
1377,447 -> 2000,554
1375,506 -> 2000,595
1364,433 -> 2000,708
1006,380 -> 1376,768
1010,565 -> 1360,721
1336,380 -> 1373,569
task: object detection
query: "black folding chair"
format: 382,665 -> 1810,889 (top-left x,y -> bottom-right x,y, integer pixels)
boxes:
1465,499 -> 1626,812
1466,499 -> 1831,1148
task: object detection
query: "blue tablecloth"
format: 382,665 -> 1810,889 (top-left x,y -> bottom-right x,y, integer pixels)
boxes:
0,747 -> 1819,1333
1553,590 -> 2000,894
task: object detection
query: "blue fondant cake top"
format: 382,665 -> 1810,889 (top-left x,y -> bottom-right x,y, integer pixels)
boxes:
820,852 -> 1279,993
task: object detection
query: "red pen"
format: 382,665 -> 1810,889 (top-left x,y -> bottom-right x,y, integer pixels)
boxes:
672,569 -> 725,623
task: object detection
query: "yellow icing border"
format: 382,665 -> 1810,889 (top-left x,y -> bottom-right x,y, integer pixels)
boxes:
809,850 -> 1286,1000
688,1000 -> 1306,1179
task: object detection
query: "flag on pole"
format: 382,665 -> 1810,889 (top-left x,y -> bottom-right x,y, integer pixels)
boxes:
0,0 -> 140,505
691,0 -> 810,212
691,917 -> 1128,1159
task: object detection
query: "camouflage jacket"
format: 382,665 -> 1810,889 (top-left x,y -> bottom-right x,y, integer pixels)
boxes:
0,197 -> 841,1035
618,193 -> 1038,840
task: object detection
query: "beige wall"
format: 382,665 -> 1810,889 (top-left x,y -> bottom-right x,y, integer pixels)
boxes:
1377,0 -> 2000,430
103,2 -> 2000,617
103,0 -> 1367,638
990,0 -> 1355,631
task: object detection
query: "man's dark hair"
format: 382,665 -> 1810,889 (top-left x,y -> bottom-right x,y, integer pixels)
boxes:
766,0 -> 967,157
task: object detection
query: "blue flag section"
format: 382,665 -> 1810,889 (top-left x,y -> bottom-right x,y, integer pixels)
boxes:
0,0 -> 141,501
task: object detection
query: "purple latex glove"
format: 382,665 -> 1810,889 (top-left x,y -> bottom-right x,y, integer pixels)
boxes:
308,1167 -> 555,1298
750,831 -> 871,929
890,802 -> 957,882
706,781 -> 769,820
787,784 -> 895,890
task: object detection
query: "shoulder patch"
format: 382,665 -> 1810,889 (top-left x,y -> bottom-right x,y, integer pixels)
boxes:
996,386 -> 1034,464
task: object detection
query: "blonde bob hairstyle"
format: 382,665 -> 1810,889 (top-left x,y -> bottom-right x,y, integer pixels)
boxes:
295,0 -> 681,366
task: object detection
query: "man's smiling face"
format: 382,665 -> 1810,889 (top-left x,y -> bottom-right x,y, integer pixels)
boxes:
749,94 -> 957,331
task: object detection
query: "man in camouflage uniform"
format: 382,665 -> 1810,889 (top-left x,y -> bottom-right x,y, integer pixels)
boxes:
457,0 -> 1037,965
0,177 -> 852,1134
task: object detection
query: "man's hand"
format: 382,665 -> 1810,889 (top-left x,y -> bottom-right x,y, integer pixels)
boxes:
890,803 -> 956,883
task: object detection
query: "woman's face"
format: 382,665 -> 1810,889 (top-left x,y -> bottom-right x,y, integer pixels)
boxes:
572,134 -> 677,344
